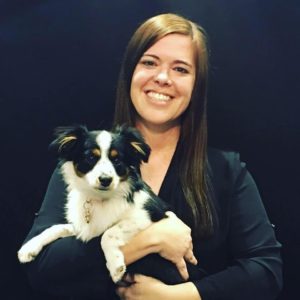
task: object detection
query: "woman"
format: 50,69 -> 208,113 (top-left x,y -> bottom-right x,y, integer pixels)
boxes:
22,13 -> 282,300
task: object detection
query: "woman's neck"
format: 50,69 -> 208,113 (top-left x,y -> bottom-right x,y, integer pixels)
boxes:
135,120 -> 180,194
135,120 -> 180,152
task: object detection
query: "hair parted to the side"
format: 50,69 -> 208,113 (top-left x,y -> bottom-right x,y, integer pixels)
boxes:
113,13 -> 214,237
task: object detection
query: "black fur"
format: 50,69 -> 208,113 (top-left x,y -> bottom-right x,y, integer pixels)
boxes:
50,125 -> 102,174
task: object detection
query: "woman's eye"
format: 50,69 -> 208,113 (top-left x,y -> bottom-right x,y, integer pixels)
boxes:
174,66 -> 189,74
141,59 -> 156,67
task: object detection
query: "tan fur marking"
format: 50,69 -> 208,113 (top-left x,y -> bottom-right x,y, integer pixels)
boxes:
110,149 -> 118,158
58,136 -> 77,152
74,163 -> 84,177
92,148 -> 101,157
120,169 -> 129,182
131,142 -> 146,156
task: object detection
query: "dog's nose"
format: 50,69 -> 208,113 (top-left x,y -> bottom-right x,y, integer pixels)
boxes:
99,176 -> 113,188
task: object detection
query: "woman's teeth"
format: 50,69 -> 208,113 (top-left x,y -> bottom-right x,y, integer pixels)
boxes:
147,91 -> 171,101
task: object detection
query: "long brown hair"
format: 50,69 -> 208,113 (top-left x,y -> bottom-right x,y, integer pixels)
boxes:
113,13 -> 214,237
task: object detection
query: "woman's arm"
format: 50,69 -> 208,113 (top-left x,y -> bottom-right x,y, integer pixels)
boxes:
22,168 -> 114,299
23,168 -> 195,298
193,153 -> 282,300
117,152 -> 283,300
121,211 -> 197,280
117,274 -> 201,300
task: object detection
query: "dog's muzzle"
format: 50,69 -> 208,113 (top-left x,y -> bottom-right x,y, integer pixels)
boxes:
98,176 -> 113,189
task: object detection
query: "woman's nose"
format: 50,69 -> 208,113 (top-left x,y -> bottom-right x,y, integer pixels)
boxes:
154,70 -> 172,86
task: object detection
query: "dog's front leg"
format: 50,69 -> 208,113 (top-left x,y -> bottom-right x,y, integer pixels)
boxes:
101,218 -> 150,283
18,224 -> 75,263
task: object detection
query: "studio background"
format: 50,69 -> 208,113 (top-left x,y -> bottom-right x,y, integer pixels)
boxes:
0,1 -> 299,299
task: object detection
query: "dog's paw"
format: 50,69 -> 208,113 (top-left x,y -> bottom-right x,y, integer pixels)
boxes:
106,254 -> 126,283
17,241 -> 42,263
110,264 -> 126,283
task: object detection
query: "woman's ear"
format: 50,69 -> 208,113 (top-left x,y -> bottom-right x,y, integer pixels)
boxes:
49,125 -> 88,160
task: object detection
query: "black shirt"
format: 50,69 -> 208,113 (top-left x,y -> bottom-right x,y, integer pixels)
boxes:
22,148 -> 282,300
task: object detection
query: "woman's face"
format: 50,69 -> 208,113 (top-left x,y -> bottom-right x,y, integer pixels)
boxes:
130,33 -> 196,130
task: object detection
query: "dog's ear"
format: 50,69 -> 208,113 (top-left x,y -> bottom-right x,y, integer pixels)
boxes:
49,125 -> 88,160
116,124 -> 151,164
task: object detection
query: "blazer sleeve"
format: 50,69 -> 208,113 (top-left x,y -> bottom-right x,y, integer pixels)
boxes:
193,152 -> 282,300
22,168 -> 116,299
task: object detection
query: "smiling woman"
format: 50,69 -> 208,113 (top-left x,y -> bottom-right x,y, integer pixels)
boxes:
130,34 -> 196,130
20,13 -> 282,300
114,13 -> 210,233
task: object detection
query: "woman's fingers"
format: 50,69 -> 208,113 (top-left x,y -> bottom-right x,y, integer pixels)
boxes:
146,210 -> 199,281
176,247 -> 198,280
176,258 -> 189,281
184,247 -> 198,265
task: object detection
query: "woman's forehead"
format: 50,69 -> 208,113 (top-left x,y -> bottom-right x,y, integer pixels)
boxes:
143,34 -> 195,66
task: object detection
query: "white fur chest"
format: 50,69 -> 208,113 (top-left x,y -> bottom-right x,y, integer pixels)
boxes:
65,189 -> 131,242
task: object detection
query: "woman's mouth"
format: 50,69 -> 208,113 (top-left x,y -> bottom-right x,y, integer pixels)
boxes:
146,91 -> 172,102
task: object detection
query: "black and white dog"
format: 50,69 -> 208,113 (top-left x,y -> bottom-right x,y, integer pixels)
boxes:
18,125 -> 202,284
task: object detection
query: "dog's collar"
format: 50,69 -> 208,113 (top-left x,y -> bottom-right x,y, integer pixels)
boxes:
83,198 -> 92,224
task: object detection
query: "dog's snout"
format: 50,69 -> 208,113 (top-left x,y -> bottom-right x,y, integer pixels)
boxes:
99,176 -> 113,187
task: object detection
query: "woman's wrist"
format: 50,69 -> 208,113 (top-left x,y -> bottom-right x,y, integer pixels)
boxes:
120,225 -> 159,266
164,281 -> 202,300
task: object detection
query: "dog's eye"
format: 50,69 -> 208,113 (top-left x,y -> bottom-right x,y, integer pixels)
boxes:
110,149 -> 121,163
111,156 -> 120,163
85,151 -> 99,164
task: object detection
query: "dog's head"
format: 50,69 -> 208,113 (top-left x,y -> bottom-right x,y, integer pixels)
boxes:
50,124 -> 150,194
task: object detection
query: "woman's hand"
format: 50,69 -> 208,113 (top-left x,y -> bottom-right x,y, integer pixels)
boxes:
116,274 -> 201,300
149,211 -> 197,280
116,274 -> 167,300
120,211 -> 197,280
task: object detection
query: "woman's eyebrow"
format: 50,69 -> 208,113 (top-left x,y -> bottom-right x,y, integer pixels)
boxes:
173,60 -> 193,68
142,54 -> 159,59
142,54 -> 193,68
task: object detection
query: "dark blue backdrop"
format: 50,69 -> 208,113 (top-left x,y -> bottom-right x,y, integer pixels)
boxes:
0,0 -> 299,299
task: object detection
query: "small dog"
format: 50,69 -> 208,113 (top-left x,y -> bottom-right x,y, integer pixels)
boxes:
18,125 -> 201,284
